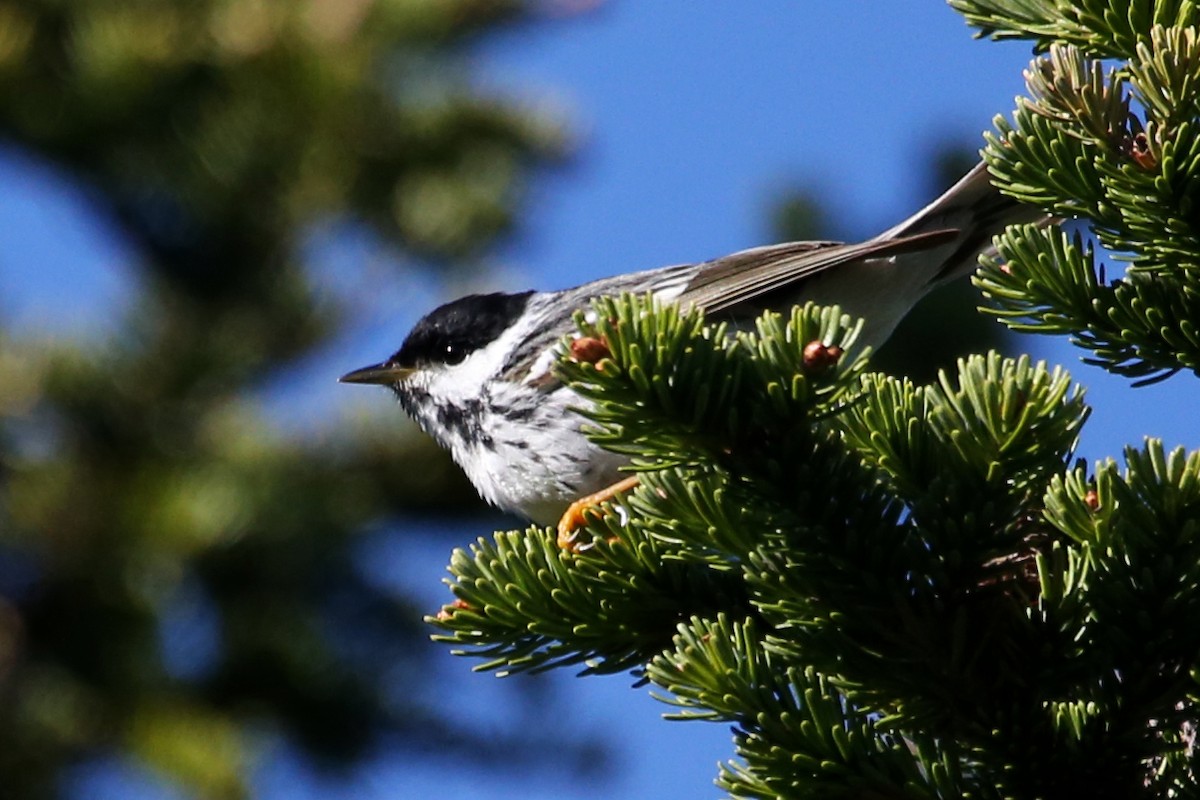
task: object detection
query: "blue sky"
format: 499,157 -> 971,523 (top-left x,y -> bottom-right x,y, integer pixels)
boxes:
3,3 -> 1197,799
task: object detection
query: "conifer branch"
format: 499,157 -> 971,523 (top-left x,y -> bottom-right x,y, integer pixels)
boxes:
977,22 -> 1200,383
428,7 -> 1200,797
950,0 -> 1198,58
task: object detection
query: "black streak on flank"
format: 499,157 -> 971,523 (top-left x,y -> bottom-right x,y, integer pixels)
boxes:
391,291 -> 535,369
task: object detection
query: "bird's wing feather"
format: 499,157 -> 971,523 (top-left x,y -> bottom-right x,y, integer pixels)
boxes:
501,228 -> 960,385
680,228 -> 960,313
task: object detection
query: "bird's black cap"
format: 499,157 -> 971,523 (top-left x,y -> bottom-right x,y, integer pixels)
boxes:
390,290 -> 535,369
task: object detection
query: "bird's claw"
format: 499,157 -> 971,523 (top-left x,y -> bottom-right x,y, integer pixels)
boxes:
555,476 -> 641,552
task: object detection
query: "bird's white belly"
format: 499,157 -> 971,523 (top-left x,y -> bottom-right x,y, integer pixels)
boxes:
455,389 -> 628,525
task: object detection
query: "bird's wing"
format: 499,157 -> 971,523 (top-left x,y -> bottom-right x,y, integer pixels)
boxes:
679,228 -> 960,314
502,229 -> 960,386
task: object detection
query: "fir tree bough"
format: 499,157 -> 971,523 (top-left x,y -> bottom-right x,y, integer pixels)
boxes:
432,295 -> 1198,797
966,7 -> 1200,383
431,4 -> 1200,798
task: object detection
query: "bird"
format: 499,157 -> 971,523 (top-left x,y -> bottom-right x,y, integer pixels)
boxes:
341,162 -> 1040,546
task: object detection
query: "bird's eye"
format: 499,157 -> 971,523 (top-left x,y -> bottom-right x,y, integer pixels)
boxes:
442,342 -> 468,365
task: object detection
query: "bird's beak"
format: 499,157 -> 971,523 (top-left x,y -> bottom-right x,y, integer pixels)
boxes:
339,362 -> 413,385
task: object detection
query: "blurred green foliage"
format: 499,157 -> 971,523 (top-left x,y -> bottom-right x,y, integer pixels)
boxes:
0,1 -> 583,797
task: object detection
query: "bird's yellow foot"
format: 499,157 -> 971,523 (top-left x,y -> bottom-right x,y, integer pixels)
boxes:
556,476 -> 641,551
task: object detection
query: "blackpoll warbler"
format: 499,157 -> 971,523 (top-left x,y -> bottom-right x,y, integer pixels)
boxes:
342,162 -> 1038,543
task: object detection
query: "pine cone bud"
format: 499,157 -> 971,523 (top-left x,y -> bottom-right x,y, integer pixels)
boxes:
1127,132 -> 1158,170
436,598 -> 473,621
803,341 -> 842,373
570,336 -> 611,365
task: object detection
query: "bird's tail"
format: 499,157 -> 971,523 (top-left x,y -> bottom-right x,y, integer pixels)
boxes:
877,161 -> 1049,285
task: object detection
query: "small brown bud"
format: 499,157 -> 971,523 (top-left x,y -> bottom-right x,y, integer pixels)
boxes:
436,598 -> 473,621
1127,132 -> 1157,170
1084,489 -> 1100,511
570,336 -> 610,365
999,263 -> 1013,276
802,341 -> 842,373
